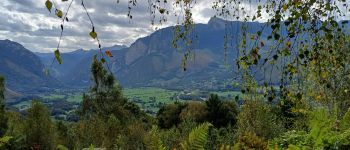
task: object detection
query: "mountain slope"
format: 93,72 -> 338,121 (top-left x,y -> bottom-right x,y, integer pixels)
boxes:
37,45 -> 128,87
55,18 -> 271,89
0,40 -> 57,91
36,17 -> 289,90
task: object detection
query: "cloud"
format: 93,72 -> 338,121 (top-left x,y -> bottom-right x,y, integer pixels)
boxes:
2,0 -> 349,53
0,0 -> 169,52
0,0 -> 262,53
4,0 -> 350,52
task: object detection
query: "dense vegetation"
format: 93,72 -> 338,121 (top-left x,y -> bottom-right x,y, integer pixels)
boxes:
1,0 -> 350,149
2,47 -> 350,149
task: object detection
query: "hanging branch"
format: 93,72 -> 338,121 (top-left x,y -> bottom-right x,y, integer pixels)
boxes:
81,0 -> 113,74
52,0 -> 74,66
44,0 -> 74,75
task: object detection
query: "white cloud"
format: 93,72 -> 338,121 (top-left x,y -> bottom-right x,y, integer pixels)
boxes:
0,0 -> 278,52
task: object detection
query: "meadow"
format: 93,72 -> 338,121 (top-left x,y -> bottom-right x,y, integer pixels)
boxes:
10,87 -> 241,114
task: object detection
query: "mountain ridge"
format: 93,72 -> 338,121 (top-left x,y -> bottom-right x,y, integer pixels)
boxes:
1,17 -> 300,92
0,39 -> 59,92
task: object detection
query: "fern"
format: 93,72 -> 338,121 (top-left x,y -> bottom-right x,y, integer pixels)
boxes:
308,108 -> 336,147
144,126 -> 167,150
219,144 -> 234,150
181,122 -> 212,150
89,144 -> 94,150
0,136 -> 12,147
56,144 -> 69,150
340,108 -> 350,131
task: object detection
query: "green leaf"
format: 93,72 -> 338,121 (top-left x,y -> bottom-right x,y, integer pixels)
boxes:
100,58 -> 106,63
145,126 -> 167,150
89,31 -> 97,39
56,9 -> 63,18
54,50 -> 62,64
181,123 -> 212,150
258,5 -> 262,10
45,0 -> 53,13
89,144 -> 94,150
257,31 -> 262,36
56,145 -> 69,150
159,8 -> 166,14
0,136 -> 12,147
274,33 -> 280,40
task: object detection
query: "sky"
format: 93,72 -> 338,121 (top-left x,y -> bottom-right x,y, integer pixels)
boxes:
1,1 -> 349,53
0,0 -> 219,52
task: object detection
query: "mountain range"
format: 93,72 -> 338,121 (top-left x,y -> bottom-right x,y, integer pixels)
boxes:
1,17 -> 298,94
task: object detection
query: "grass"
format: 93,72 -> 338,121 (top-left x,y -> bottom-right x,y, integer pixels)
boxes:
12,87 -> 242,113
123,87 -> 179,112
124,87 -> 177,103
212,91 -> 241,98
67,94 -> 83,103
40,94 -> 66,100
13,100 -> 32,111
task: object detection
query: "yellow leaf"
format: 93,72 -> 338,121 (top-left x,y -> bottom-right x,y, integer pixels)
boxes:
89,31 -> 97,39
321,71 -> 328,78
54,50 -> 62,64
45,0 -> 53,13
316,95 -> 322,101
286,41 -> 291,48
56,9 -> 63,18
283,4 -> 288,11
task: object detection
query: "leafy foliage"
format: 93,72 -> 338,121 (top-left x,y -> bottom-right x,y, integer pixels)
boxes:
25,101 -> 55,149
157,102 -> 187,129
206,94 -> 238,128
181,122 -> 212,150
0,136 -> 12,148
234,131 -> 268,150
144,126 -> 167,150
237,100 -> 284,139
7,0 -> 350,149
79,55 -> 129,120
180,102 -> 208,123
271,108 -> 350,149
0,76 -> 7,137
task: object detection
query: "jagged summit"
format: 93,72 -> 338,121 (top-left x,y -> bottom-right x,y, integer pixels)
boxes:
207,17 -> 227,30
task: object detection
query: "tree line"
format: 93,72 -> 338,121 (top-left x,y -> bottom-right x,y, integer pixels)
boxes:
1,52 -> 350,149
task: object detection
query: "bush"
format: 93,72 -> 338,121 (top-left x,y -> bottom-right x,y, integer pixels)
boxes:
206,94 -> 239,128
157,102 -> 187,129
234,131 -> 268,150
180,102 -> 208,123
237,100 -> 284,139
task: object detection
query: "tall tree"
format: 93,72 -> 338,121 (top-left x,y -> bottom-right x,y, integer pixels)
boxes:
206,94 -> 238,128
0,76 -> 8,137
25,101 -> 55,150
80,55 -> 129,121
157,102 -> 187,129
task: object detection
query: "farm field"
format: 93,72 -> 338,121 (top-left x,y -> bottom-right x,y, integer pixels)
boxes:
10,87 -> 241,114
